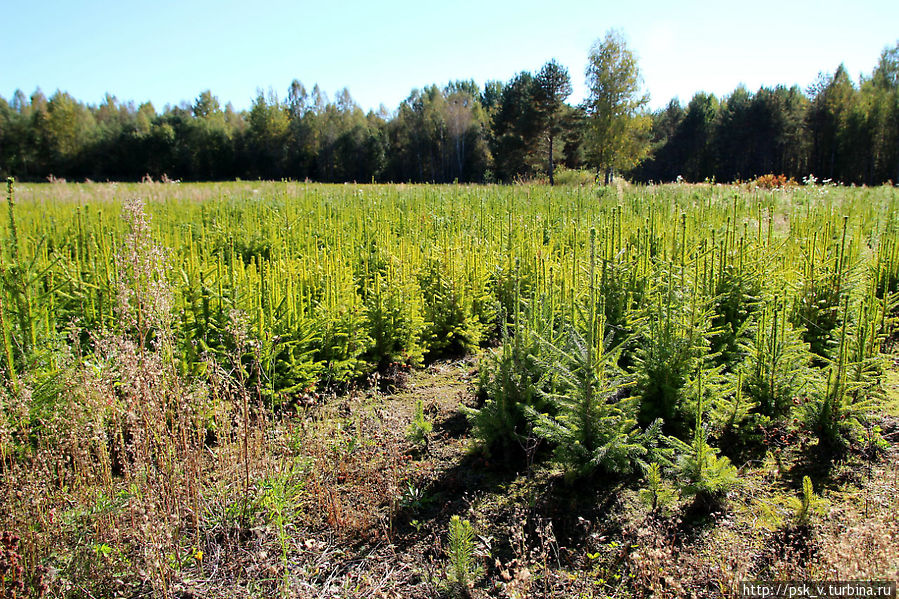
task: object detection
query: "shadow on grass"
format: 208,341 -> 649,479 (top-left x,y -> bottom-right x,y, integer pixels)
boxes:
432,409 -> 469,438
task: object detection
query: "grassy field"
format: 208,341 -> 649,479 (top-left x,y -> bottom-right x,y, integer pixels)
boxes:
0,180 -> 897,597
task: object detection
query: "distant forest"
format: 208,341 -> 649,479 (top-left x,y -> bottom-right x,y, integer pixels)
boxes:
1,41 -> 898,185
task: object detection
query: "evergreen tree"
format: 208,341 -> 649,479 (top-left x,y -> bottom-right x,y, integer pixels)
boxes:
533,60 -> 573,185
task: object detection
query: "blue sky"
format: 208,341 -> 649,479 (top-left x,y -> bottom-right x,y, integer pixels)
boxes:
2,0 -> 896,113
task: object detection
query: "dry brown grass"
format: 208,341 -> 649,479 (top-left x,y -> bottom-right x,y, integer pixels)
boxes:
2,353 -> 898,598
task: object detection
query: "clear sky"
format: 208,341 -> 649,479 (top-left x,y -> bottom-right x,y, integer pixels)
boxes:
2,0 -> 896,113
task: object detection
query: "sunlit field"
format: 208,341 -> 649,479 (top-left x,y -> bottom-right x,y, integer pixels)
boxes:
1,180 -> 897,597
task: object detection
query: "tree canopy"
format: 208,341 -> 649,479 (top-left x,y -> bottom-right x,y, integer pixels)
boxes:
583,30 -> 651,184
534,60 -> 573,185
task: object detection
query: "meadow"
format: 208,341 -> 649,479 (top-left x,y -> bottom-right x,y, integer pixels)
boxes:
0,179 -> 897,597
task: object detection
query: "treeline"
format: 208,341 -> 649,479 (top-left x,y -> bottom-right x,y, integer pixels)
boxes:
1,40 -> 897,184
635,58 -> 899,185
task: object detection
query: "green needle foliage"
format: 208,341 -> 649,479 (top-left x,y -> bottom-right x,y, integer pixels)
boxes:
406,399 -> 433,449
466,270 -> 560,460
467,318 -> 543,460
2,179 -> 899,596
445,515 -> 483,597
530,323 -> 658,478
0,180 -> 895,470
530,230 -> 662,478
419,258 -> 488,359
668,368 -> 739,501
792,217 -> 858,364
710,262 -> 763,370
786,475 -> 827,526
633,274 -> 714,436
742,297 -> 816,421
364,270 -> 426,368
801,299 -> 880,451
598,254 -> 643,367
638,462 -> 677,513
